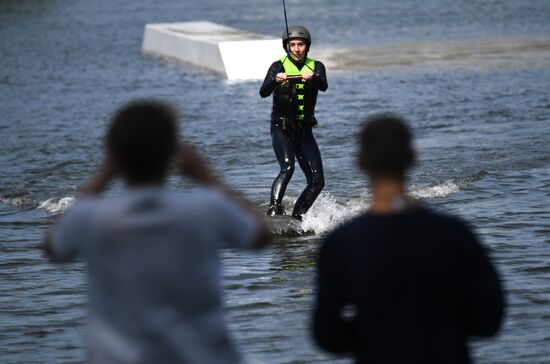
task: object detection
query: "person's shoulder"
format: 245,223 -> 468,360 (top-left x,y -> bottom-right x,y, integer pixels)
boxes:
317,214 -> 372,265
63,196 -> 102,218
50,196 -> 104,257
192,186 -> 226,202
164,187 -> 223,206
418,204 -> 469,225
310,59 -> 325,68
174,187 -> 243,215
270,60 -> 283,68
414,204 -> 476,237
322,213 -> 371,246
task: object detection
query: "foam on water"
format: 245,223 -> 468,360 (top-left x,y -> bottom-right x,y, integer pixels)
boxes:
37,197 -> 75,215
4,170 -> 485,227
0,197 -> 36,208
410,180 -> 461,199
411,170 -> 487,199
297,171 -> 488,235
301,192 -> 369,235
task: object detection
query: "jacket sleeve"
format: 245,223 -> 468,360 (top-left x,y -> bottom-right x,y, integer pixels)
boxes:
311,61 -> 328,92
259,61 -> 282,98
312,233 -> 357,354
462,226 -> 506,337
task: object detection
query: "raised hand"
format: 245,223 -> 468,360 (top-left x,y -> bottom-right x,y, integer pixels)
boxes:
81,156 -> 118,196
177,142 -> 218,185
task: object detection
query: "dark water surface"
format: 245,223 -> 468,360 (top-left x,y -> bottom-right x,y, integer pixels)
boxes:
1,1 -> 550,363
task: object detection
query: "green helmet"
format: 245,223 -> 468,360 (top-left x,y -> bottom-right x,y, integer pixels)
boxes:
282,25 -> 311,48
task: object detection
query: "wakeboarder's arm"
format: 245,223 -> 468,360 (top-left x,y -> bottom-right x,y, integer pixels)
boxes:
177,142 -> 271,249
259,61 -> 284,98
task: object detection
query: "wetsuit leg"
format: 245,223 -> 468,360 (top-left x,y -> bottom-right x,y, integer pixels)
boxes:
291,128 -> 325,219
268,123 -> 295,215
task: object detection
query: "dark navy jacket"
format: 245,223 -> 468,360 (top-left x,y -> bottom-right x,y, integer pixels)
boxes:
313,205 -> 505,364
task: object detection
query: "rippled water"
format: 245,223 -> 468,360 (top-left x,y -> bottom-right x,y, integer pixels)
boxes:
1,1 -> 550,363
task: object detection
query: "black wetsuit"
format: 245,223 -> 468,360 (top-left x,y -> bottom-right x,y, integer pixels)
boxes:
259,57 -> 328,219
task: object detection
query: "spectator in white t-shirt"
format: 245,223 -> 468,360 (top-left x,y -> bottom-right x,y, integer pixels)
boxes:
41,100 -> 271,364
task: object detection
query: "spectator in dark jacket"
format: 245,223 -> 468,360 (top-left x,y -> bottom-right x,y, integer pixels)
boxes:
312,113 -> 505,364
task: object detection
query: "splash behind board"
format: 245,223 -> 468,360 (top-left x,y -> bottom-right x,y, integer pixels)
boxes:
266,215 -> 302,235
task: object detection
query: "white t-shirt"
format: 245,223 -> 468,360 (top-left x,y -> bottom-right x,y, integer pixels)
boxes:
52,187 -> 259,364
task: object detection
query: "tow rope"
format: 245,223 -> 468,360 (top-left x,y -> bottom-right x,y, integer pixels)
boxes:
273,0 -> 317,80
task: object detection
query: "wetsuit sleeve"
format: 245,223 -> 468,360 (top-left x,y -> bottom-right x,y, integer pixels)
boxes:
462,226 -> 506,337
259,61 -> 283,98
312,232 -> 357,354
311,61 -> 328,92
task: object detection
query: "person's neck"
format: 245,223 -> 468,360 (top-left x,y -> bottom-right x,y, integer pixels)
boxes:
289,54 -> 307,68
369,177 -> 409,214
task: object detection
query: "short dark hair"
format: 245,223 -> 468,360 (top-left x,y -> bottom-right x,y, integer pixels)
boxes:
106,100 -> 178,183
359,113 -> 414,179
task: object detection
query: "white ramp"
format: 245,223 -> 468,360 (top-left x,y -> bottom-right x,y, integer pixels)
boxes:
142,21 -> 283,80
